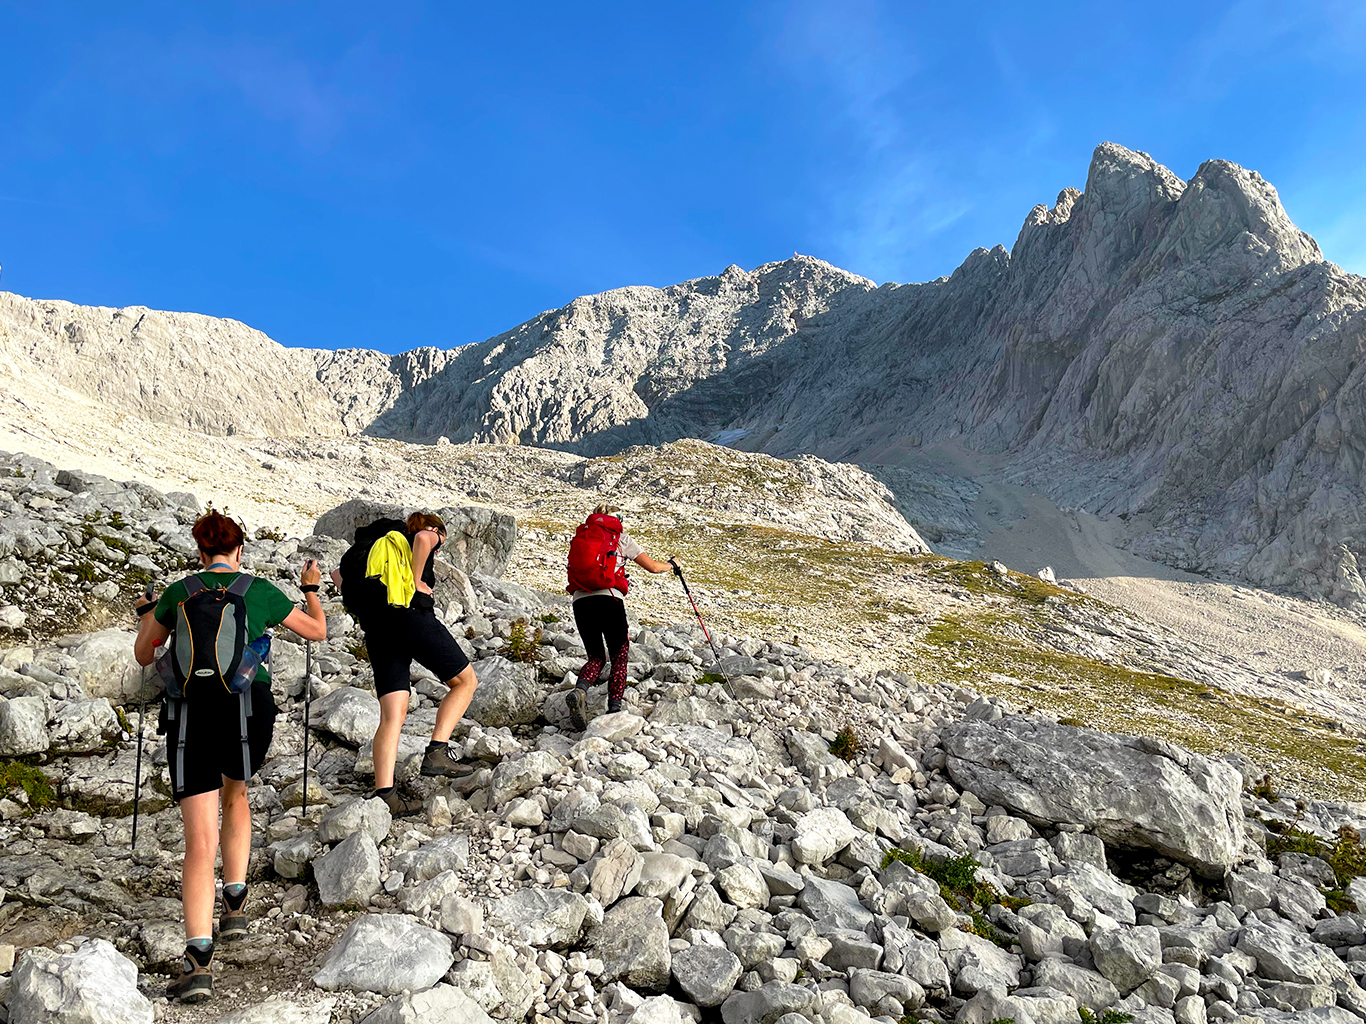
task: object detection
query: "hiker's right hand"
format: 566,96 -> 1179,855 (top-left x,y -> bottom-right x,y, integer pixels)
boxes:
668,556 -> 683,573
300,559 -> 322,588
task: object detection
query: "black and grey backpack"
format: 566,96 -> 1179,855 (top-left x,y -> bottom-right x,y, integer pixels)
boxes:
155,575 -> 269,795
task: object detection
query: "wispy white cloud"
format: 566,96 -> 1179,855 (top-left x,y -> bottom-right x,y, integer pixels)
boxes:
770,0 -> 971,282
1185,0 -> 1366,97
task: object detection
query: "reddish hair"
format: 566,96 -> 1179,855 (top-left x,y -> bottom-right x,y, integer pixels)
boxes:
192,510 -> 246,556
407,512 -> 446,535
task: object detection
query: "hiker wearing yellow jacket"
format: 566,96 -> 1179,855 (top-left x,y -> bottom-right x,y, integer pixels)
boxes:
331,512 -> 479,816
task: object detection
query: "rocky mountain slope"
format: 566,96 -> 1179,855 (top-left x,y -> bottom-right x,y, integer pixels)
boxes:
4,144 -> 1365,606
5,461 -> 1366,1024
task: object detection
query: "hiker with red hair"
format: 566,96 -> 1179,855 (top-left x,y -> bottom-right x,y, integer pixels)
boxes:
133,510 -> 326,1004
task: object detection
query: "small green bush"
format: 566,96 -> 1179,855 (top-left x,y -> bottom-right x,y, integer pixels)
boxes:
500,619 -> 544,663
1251,774 -> 1279,802
346,641 -> 370,663
1079,1009 -> 1134,1024
829,726 -> 861,761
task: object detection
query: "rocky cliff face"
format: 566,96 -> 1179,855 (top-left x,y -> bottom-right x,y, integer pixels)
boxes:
4,143 -> 1365,603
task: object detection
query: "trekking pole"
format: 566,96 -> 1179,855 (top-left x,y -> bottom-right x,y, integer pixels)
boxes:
302,639 -> 312,818
671,562 -> 737,701
132,584 -> 153,851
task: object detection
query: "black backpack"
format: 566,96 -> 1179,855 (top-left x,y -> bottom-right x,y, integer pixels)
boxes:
154,574 -> 268,796
338,517 -> 409,617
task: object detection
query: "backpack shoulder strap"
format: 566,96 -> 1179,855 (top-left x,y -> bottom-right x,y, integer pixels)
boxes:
226,574 -> 254,597
182,575 -> 206,598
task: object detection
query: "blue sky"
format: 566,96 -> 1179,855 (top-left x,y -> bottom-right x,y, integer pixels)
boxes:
2,1 -> 1364,355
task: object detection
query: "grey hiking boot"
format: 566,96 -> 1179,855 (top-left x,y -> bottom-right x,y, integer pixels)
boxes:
607,698 -> 623,715
371,786 -> 424,817
420,742 -> 477,778
568,687 -> 588,731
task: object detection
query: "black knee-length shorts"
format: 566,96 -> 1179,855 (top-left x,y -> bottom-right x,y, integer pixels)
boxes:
159,680 -> 278,801
360,599 -> 471,697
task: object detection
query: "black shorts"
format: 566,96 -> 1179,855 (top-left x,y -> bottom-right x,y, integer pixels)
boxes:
160,680 -> 278,802
361,600 -> 471,697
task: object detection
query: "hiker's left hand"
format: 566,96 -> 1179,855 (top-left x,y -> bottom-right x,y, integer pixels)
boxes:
134,591 -> 158,618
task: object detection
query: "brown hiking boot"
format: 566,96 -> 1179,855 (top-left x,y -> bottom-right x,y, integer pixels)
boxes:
568,687 -> 589,731
420,743 -> 477,778
218,885 -> 248,943
371,786 -> 424,817
167,948 -> 213,1003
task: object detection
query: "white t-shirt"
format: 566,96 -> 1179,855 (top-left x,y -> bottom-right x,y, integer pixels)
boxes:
571,531 -> 643,603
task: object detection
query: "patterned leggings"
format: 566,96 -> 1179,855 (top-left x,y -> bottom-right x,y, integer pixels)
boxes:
572,595 -> 630,701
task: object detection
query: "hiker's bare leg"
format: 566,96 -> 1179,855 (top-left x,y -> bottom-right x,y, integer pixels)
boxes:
219,777 -> 251,886
432,664 -> 478,744
374,690 -> 410,790
180,789 -> 221,939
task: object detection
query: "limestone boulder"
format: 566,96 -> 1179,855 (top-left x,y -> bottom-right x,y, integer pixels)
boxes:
943,716 -> 1245,876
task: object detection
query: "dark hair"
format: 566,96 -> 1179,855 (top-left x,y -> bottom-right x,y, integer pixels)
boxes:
407,512 -> 446,536
192,510 -> 245,556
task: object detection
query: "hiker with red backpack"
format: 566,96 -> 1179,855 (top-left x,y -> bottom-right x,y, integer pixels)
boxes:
332,511 -> 480,816
565,504 -> 679,729
133,511 -> 327,1004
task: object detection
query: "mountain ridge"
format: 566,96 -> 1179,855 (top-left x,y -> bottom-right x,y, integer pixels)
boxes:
3,142 -> 1365,604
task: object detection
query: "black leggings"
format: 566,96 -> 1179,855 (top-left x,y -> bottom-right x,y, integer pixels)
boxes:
572,595 -> 629,701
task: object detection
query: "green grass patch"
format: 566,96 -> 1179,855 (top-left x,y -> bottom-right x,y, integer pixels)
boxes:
919,612 -> 1366,801
1266,824 -> 1366,890
1079,1011 -> 1134,1024
925,559 -> 1085,606
0,760 -> 55,810
881,847 -> 1026,947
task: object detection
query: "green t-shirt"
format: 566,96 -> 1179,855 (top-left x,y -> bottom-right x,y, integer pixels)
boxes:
155,572 -> 295,682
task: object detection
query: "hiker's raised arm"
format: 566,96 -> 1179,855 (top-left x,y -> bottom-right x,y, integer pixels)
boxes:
133,592 -> 169,666
281,558 -> 327,642
634,552 -> 675,574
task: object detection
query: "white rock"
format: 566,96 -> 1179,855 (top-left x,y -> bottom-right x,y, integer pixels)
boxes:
10,938 -> 153,1024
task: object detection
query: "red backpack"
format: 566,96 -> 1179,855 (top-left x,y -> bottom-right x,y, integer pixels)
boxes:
567,514 -> 630,595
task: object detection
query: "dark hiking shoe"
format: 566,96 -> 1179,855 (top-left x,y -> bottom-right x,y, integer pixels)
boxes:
168,949 -> 213,1003
420,743 -> 478,778
607,698 -> 623,715
218,886 -> 248,943
568,687 -> 588,731
371,786 -> 424,817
